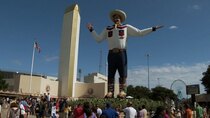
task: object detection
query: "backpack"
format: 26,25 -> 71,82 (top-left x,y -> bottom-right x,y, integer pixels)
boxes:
9,108 -> 20,118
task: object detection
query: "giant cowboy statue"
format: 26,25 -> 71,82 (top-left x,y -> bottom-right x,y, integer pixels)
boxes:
87,9 -> 163,98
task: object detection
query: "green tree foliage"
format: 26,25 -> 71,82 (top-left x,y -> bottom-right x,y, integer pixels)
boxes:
68,98 -> 163,111
127,85 -> 135,96
151,86 -> 177,101
127,85 -> 151,99
127,85 -> 177,101
0,73 -> 9,90
201,65 -> 210,93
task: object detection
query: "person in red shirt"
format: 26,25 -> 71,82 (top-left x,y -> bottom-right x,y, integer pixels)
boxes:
184,104 -> 192,118
73,103 -> 84,118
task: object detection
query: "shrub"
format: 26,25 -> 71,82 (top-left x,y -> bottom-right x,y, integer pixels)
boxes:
67,98 -> 164,111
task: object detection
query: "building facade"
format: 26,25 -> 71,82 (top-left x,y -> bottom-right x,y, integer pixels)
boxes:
84,72 -> 107,83
1,70 -> 119,98
1,70 -> 58,97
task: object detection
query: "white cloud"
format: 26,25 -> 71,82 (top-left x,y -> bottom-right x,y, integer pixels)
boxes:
192,5 -> 201,10
169,25 -> 178,30
12,60 -> 22,66
127,62 -> 209,98
45,56 -> 59,62
187,4 -> 201,11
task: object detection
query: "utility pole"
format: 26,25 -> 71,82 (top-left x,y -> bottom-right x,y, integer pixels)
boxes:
78,68 -> 82,81
157,78 -> 160,86
99,49 -> 102,74
105,61 -> 108,77
146,54 -> 150,89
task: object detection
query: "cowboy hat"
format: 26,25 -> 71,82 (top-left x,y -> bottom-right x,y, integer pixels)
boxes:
110,9 -> 127,22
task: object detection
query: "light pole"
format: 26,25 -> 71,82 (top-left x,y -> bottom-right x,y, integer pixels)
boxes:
157,78 -> 160,86
146,54 -> 150,89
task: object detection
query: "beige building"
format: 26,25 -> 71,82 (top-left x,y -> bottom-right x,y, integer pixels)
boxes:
84,72 -> 107,83
1,70 -> 119,98
76,72 -> 120,98
1,71 -> 58,97
17,75 -> 58,97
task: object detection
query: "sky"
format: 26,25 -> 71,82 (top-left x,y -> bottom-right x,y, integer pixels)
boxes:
1,0 -> 210,98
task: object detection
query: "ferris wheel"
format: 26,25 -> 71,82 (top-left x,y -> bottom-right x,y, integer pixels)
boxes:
170,79 -> 188,100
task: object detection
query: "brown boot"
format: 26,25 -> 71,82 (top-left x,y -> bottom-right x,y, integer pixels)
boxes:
117,91 -> 126,99
118,78 -> 127,99
107,78 -> 115,98
105,92 -> 113,98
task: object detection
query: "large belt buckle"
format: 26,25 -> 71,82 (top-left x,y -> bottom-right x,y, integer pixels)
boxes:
112,48 -> 120,53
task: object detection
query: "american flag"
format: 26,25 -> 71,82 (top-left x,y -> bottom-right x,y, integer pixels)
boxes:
34,41 -> 41,53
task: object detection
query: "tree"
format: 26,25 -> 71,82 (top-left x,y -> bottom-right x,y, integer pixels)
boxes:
0,73 -> 9,90
134,86 -> 151,99
151,86 -> 177,101
201,65 -> 210,93
127,85 -> 151,99
127,85 -> 177,100
127,85 -> 135,96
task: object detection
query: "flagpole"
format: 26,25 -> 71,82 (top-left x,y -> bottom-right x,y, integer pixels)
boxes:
30,42 -> 35,93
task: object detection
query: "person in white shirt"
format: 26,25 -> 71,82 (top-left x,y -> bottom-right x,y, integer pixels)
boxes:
51,103 -> 57,118
87,9 -> 163,98
47,93 -> 51,102
96,104 -> 102,117
19,103 -> 26,118
123,101 -> 137,118
139,105 -> 147,118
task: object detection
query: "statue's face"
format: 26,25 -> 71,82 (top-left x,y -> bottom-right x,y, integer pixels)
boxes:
112,14 -> 121,24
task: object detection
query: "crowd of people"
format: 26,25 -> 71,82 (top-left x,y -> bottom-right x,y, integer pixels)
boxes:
0,94 -> 209,118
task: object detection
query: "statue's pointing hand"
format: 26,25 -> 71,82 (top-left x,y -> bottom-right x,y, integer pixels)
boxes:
155,25 -> 164,29
152,25 -> 164,31
87,23 -> 94,32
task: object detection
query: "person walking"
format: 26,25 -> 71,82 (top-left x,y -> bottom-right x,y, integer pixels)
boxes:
184,104 -> 192,118
123,101 -> 137,118
7,102 -> 20,118
195,104 -> 203,118
101,102 -> 119,118
139,105 -> 147,118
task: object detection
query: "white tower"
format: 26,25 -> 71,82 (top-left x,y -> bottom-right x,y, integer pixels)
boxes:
58,4 -> 80,97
